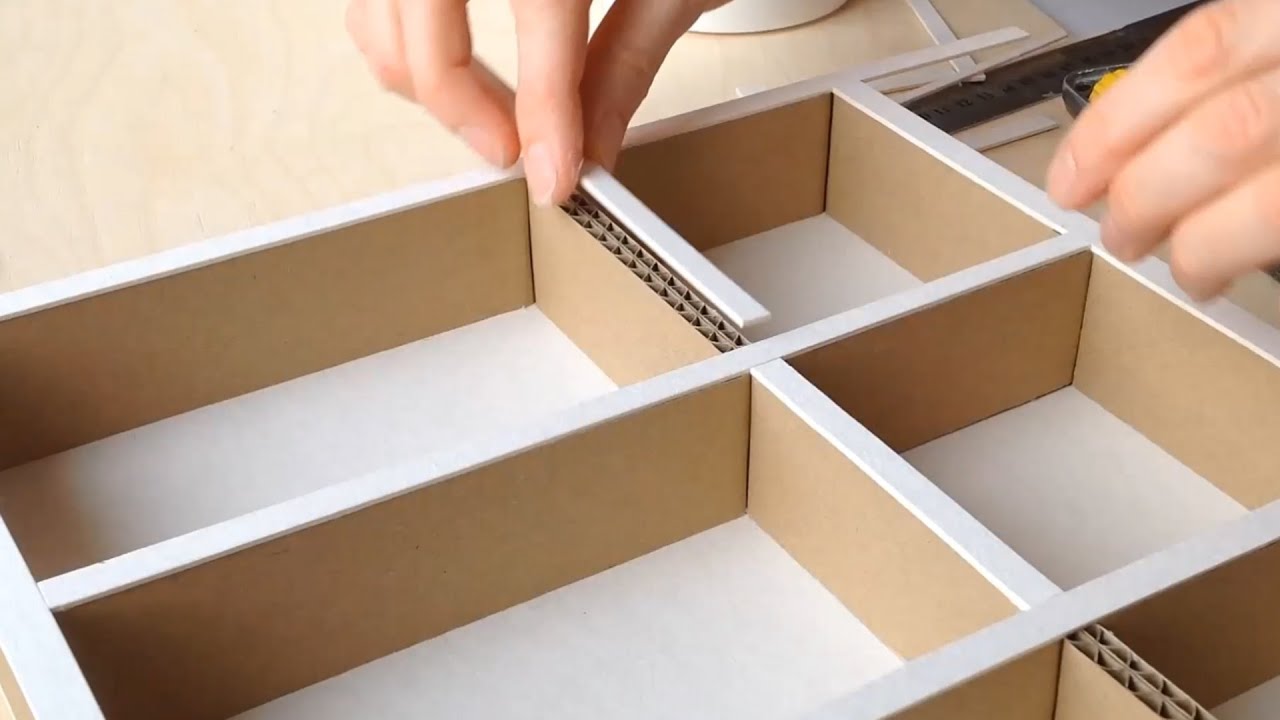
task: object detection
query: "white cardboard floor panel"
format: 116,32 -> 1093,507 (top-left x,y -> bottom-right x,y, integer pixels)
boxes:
0,307 -> 616,580
1215,677 -> 1280,720
704,215 -> 922,340
234,516 -> 902,720
903,387 -> 1247,590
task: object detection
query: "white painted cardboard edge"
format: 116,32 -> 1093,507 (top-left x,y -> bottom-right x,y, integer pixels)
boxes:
802,495 -> 1280,720
39,234 -> 1094,611
578,165 -> 773,329
749,360 -> 1063,609
957,114 -> 1060,153
0,517 -> 105,720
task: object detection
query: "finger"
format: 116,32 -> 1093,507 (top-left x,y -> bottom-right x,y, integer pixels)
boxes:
1100,67 -> 1280,261
1047,0 -> 1280,208
1166,163 -> 1280,300
509,0 -> 591,206
398,0 -> 519,168
581,0 -> 724,171
347,0 -> 413,99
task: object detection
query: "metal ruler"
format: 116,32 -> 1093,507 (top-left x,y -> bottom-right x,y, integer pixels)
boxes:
904,1 -> 1209,134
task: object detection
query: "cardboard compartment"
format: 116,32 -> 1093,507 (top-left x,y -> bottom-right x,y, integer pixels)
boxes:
878,628 -> 1186,720
787,249 -> 1280,590
1101,539 -> 1280,720
611,92 -> 1059,340
0,178 -> 729,581
47,375 -> 1020,720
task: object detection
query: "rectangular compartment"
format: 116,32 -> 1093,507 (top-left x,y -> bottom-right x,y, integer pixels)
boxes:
608,91 -> 1061,340
784,249 -> 1280,590
44,371 -> 1023,720
0,176 -> 736,581
1101,538 -> 1280,720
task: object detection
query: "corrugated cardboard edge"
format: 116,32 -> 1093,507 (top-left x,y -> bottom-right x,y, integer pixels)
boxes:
563,192 -> 748,352
1069,625 -> 1219,720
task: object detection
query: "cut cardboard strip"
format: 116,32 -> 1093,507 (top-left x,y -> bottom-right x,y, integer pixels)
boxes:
957,114 -> 1060,152
1067,625 -> 1218,720
869,66 -> 957,94
561,192 -> 748,351
894,31 -> 1071,106
905,0 -> 982,80
577,167 -> 772,329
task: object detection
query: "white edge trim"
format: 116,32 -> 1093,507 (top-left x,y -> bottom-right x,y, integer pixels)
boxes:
869,66 -> 957,94
749,360 -> 1062,609
40,233 -> 1094,612
803,495 -> 1280,720
578,165 -> 772,329
904,0 -> 981,79
0,165 -> 523,322
620,26 -> 1030,151
892,31 -> 1068,106
0,517 -> 105,720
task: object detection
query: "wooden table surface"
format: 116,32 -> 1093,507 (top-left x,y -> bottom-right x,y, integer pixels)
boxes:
4,0 -> 1274,326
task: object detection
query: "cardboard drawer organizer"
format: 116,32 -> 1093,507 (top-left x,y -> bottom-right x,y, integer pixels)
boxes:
4,32 -> 1280,720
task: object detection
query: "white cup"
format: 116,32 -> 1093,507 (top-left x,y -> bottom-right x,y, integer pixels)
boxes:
689,0 -> 850,34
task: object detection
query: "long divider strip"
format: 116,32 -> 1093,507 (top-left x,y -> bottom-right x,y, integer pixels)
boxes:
562,192 -> 749,352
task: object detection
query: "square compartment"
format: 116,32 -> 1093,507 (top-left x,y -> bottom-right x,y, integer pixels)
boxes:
47,373 -> 1021,720
785,249 -> 1280,590
0,177 -> 733,580
610,91 -> 1061,340
1102,539 -> 1280,720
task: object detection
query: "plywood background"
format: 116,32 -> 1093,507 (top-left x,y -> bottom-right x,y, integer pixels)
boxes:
0,0 -> 1064,293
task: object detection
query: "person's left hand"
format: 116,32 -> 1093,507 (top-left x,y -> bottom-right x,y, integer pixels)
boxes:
1046,0 -> 1280,302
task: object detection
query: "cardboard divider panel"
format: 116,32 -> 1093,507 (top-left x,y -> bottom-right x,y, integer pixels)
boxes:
880,634 -> 1179,720
1102,539 -> 1280,719
611,93 -> 1058,340
0,186 -> 722,580
0,650 -> 33,720
746,374 -> 1018,659
52,377 -> 751,720
787,251 -> 1262,591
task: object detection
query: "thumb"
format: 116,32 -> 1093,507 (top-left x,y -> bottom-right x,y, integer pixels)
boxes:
581,0 -> 729,170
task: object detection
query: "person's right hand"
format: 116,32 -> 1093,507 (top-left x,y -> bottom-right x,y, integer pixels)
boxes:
346,0 -> 730,208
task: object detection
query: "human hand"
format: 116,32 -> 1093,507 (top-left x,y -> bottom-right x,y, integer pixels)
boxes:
346,0 -> 729,207
1046,0 -> 1280,301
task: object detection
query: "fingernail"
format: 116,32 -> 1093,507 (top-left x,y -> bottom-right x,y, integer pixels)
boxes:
459,126 -> 509,168
1047,147 -> 1078,204
524,143 -> 559,207
1100,213 -> 1136,261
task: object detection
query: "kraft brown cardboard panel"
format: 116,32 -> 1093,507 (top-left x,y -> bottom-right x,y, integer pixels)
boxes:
746,375 -> 1017,659
612,95 -> 833,252
788,252 -> 1092,452
1074,256 -> 1280,509
825,96 -> 1058,283
887,643 -> 1061,720
529,200 -> 721,386
54,377 -> 751,720
1055,642 -> 1170,720
1102,539 -> 1280,709
0,179 -> 533,471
